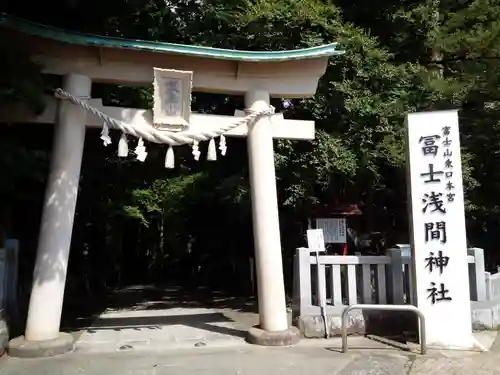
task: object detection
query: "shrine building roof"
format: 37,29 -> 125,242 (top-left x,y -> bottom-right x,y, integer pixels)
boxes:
0,13 -> 343,62
0,14 -> 344,97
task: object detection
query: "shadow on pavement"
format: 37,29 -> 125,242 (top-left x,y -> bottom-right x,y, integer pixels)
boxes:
61,284 -> 257,339
69,312 -> 247,338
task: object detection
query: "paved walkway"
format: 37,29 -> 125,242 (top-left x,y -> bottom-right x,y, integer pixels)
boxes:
408,332 -> 500,375
74,307 -> 253,352
64,284 -> 263,352
2,284 -> 499,374
2,335 -> 500,375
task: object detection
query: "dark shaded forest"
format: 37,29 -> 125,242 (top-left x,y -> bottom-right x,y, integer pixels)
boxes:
2,0 -> 500,306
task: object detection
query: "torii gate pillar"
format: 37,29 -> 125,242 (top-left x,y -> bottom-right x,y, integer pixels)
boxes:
9,73 -> 91,357
245,89 -> 300,345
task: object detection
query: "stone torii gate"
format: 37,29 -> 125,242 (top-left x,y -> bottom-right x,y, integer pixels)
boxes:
0,14 -> 343,357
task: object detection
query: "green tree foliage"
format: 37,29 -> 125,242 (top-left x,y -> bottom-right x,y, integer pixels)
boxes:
3,0 -> 500,294
0,45 -> 45,114
339,0 -> 500,251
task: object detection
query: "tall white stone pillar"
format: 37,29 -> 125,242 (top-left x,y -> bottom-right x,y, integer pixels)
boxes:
245,90 -> 299,345
9,73 -> 91,357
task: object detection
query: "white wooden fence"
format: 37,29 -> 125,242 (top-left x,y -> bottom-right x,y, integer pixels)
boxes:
485,270 -> 500,301
292,247 -> 488,318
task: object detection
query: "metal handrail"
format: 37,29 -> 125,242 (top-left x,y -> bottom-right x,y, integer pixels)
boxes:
341,304 -> 427,355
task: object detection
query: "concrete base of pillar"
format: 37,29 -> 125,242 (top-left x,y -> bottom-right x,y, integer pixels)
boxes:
246,325 -> 300,346
8,333 -> 74,358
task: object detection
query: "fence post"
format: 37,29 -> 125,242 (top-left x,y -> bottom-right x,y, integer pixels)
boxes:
316,255 -> 327,308
292,248 -> 312,318
387,248 -> 404,304
0,248 -> 5,312
471,247 -> 487,302
0,247 -> 6,356
485,271 -> 491,301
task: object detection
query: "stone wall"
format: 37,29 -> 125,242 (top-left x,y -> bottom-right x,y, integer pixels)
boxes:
295,310 -> 419,340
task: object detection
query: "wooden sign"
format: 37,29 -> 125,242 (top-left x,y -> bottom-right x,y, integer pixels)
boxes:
316,218 -> 347,243
153,68 -> 192,131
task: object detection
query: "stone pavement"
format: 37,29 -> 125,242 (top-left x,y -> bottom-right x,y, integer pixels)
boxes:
2,334 -> 500,375
407,332 -> 500,375
410,356 -> 496,375
0,338 -> 412,375
4,284 -> 499,374
63,284 -> 269,353
74,307 -> 252,352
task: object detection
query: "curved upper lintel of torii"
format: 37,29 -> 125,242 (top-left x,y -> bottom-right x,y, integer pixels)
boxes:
0,13 -> 345,98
